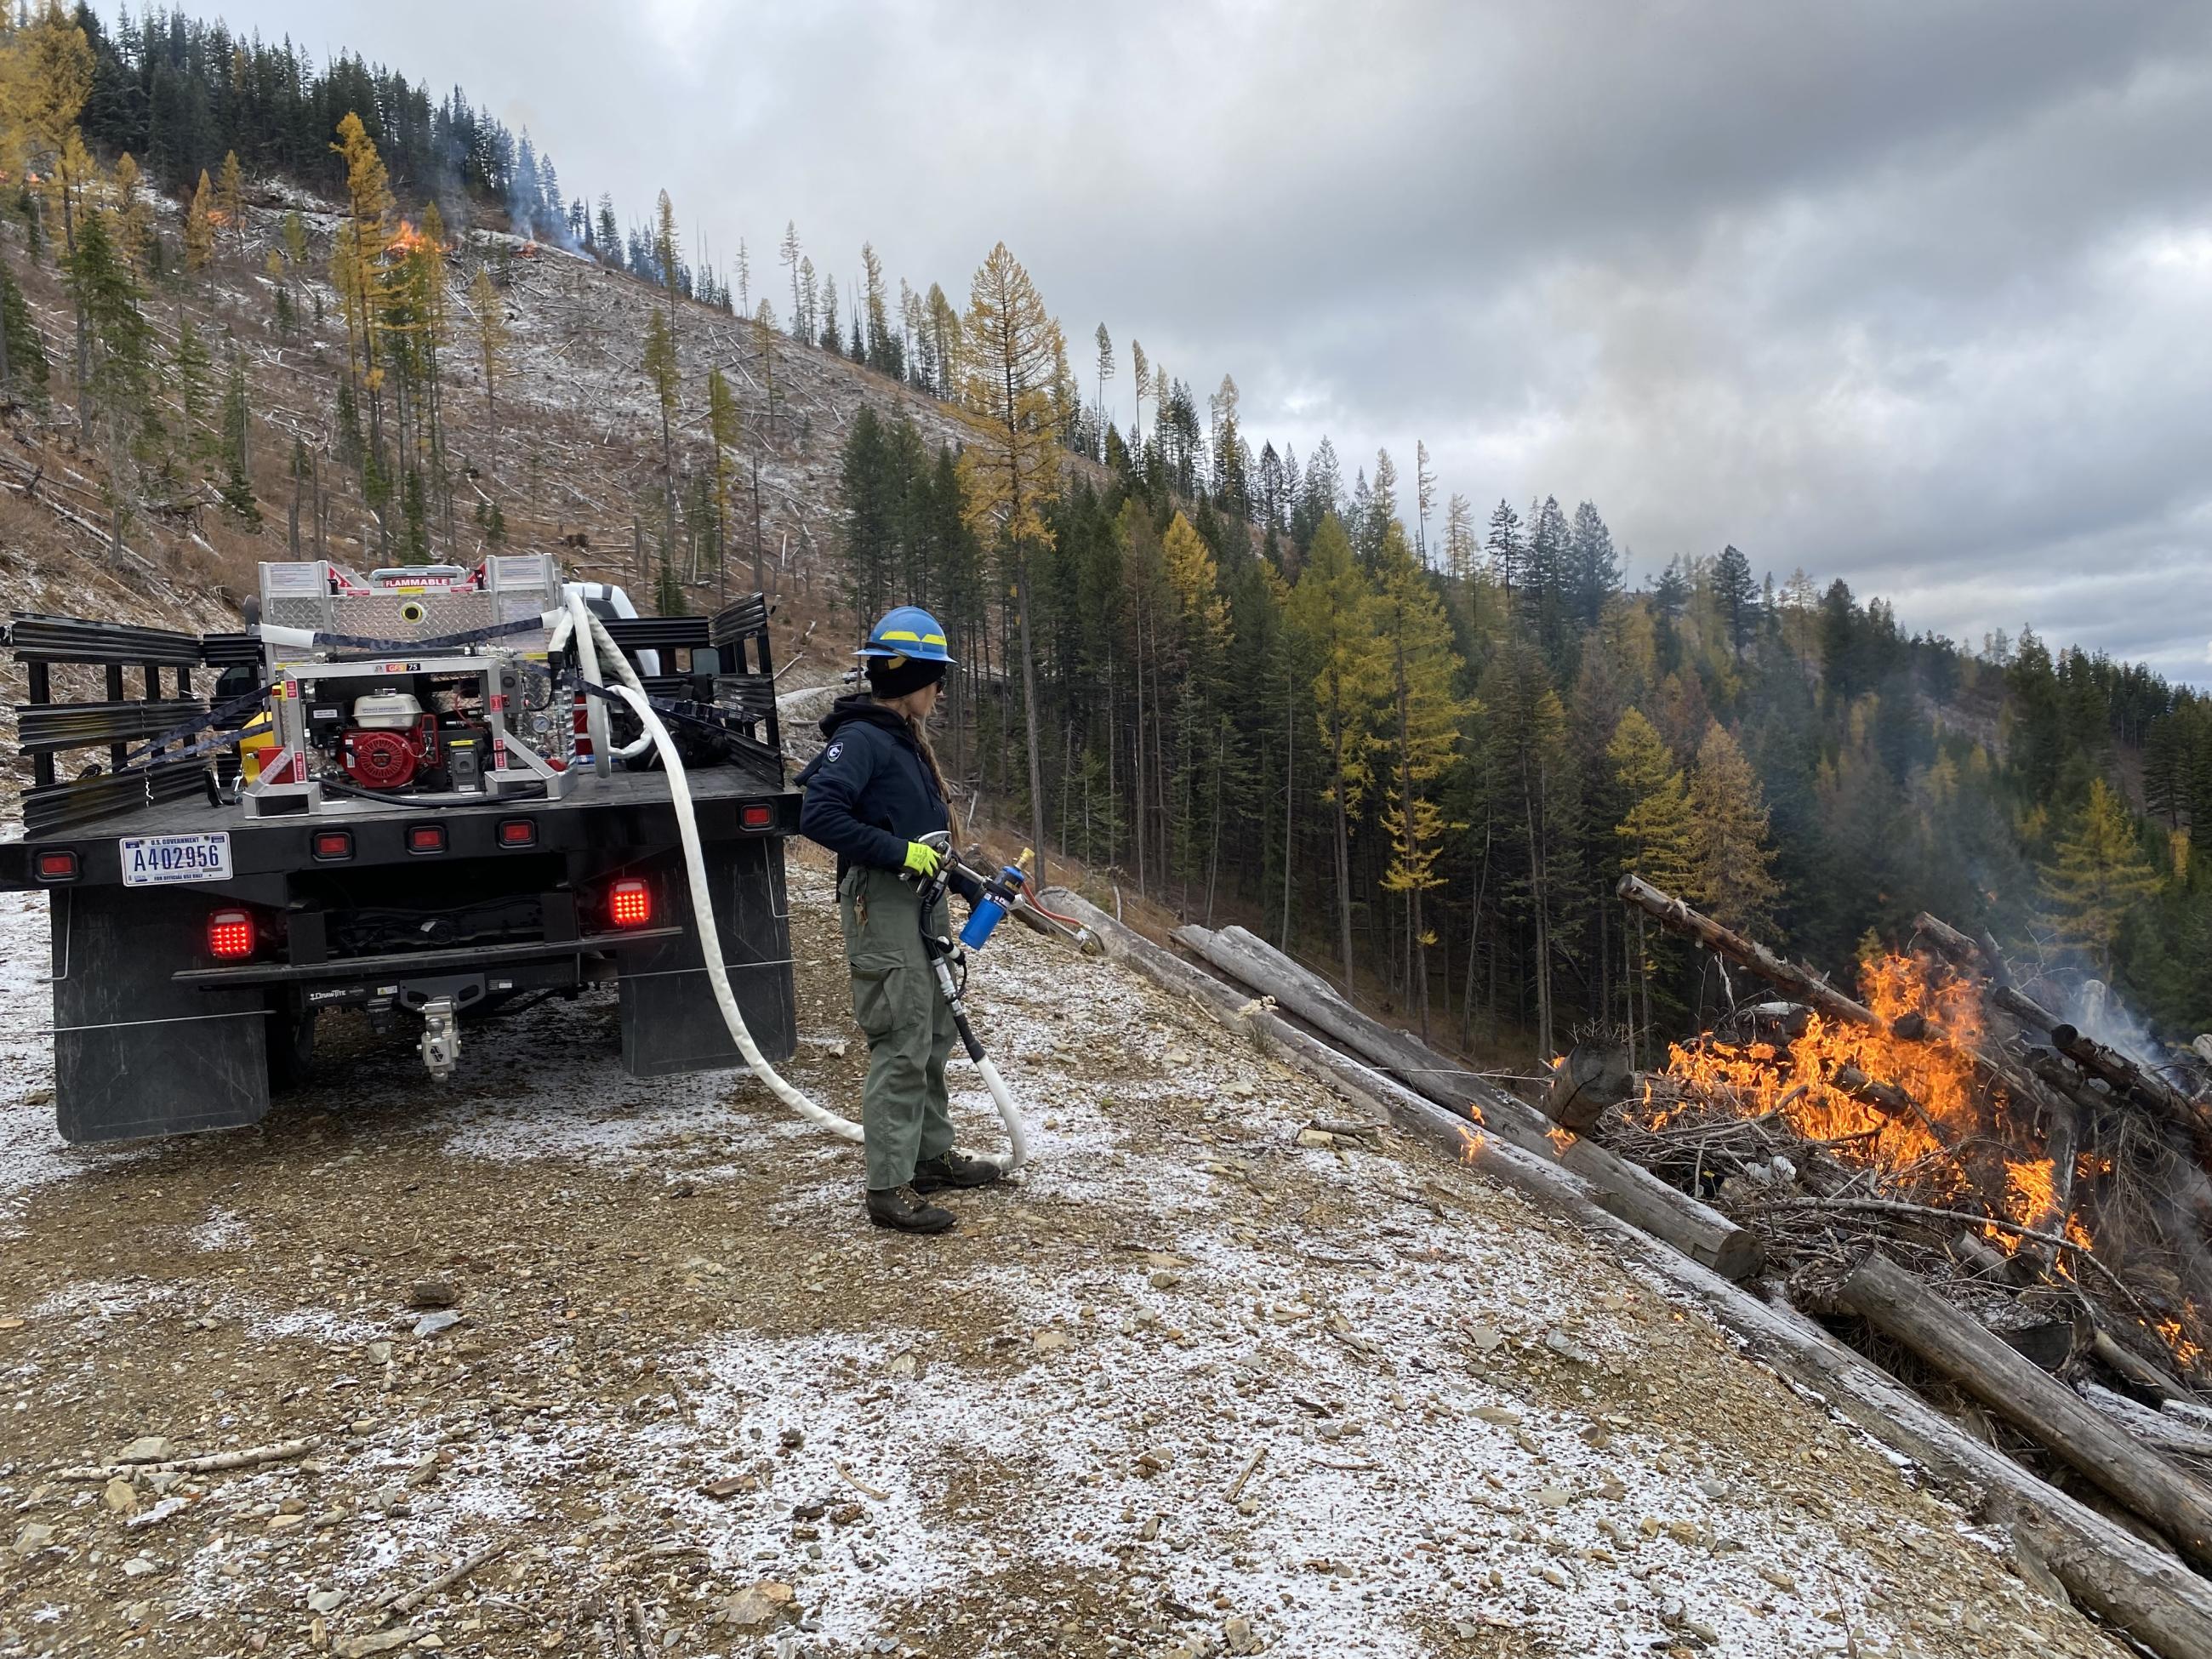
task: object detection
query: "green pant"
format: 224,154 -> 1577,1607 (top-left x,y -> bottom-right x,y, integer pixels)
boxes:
839,864 -> 958,1191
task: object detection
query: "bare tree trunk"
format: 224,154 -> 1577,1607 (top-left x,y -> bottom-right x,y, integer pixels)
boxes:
1205,715 -> 1225,926
1525,754 -> 1554,1059
1016,553 -> 1048,889
1132,619 -> 1147,895
1460,821 -> 1490,1051
1330,720 -> 1354,994
1280,660 -> 1294,949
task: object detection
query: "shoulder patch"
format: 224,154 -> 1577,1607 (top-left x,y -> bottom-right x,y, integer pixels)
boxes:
824,740 -> 844,763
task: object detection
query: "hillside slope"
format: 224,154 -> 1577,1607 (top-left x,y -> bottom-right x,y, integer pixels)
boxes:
0,178 -> 952,653
0,841 -> 2115,1658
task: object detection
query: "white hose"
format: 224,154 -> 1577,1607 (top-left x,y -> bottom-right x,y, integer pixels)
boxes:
561,590 -> 618,774
600,681 -> 1029,1174
973,1056 -> 1029,1174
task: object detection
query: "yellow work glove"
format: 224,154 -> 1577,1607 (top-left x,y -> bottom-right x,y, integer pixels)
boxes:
903,840 -> 943,880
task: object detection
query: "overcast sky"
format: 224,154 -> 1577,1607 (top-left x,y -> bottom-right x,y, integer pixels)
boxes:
216,0 -> 2212,683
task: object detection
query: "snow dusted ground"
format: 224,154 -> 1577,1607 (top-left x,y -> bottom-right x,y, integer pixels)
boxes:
0,851 -> 2124,1658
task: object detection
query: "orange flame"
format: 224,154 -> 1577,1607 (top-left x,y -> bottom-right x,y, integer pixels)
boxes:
1547,1126 -> 1576,1153
2160,1319 -> 2206,1370
2006,1158 -> 2060,1229
385,219 -> 445,258
1457,1126 -> 1485,1162
1652,952 -> 1983,1196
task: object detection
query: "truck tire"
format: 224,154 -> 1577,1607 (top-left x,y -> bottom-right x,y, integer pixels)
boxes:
265,994 -> 318,1093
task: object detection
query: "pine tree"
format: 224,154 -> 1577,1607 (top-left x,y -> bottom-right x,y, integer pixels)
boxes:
1093,322 -> 1115,453
1688,721 -> 1778,933
1486,499 -> 1524,597
2039,778 -> 2161,975
0,263 -> 49,401
1414,440 -> 1435,567
171,314 -> 211,464
1130,338 -> 1149,438
65,206 -> 156,562
955,241 -> 1063,884
1713,544 -> 1759,659
214,147 -> 244,259
219,340 -> 259,527
862,242 -> 898,378
1570,500 -> 1620,627
183,168 -> 214,272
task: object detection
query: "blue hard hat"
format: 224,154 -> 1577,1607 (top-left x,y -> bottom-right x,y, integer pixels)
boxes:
858,605 -> 955,664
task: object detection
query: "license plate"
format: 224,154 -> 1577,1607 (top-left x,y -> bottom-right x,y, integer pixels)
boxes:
118,833 -> 233,887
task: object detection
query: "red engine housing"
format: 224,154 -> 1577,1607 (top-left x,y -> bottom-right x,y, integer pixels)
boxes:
341,717 -> 438,790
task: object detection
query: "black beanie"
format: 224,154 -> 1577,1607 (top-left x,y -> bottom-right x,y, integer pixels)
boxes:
866,654 -> 948,698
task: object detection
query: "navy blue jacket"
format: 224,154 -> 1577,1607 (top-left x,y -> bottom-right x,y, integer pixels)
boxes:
796,697 -> 978,898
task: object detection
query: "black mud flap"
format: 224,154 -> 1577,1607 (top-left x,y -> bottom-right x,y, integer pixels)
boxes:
49,886 -> 270,1143
617,838 -> 796,1077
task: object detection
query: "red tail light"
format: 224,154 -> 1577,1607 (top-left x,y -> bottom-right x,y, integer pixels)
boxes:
739,803 -> 773,830
34,850 -> 79,881
208,909 -> 256,961
607,878 -> 653,930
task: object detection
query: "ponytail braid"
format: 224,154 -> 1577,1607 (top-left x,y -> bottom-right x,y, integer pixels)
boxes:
908,715 -> 961,844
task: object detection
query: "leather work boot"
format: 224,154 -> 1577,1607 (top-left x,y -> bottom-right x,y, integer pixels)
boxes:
866,1186 -> 955,1234
910,1150 -> 1005,1194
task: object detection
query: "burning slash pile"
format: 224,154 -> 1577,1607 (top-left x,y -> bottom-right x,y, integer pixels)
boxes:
1555,877 -> 2212,1496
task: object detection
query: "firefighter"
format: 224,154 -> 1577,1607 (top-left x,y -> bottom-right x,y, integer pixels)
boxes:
796,606 -> 1004,1234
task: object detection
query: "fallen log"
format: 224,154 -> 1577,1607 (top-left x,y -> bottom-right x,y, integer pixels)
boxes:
1617,874 -> 1878,1029
2080,1382 -> 2212,1460
1172,921 -> 1761,1280
1836,1249 -> 2212,1576
2050,1022 -> 2212,1154
1547,1041 -> 1633,1132
1048,890 -> 2212,1658
53,1436 -> 321,1481
373,1538 -> 514,1618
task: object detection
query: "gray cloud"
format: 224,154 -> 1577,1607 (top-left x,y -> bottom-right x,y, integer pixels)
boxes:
216,0 -> 2212,681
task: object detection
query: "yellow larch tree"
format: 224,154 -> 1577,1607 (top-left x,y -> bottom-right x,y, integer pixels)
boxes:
1373,522 -> 1472,1037
183,168 -> 214,273
214,148 -> 244,259
1283,513 -> 1385,992
955,241 -> 1063,881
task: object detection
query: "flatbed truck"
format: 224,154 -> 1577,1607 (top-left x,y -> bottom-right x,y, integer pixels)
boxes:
0,555 -> 799,1143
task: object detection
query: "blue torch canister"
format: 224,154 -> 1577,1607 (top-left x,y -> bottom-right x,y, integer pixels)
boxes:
959,895 -> 1009,951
